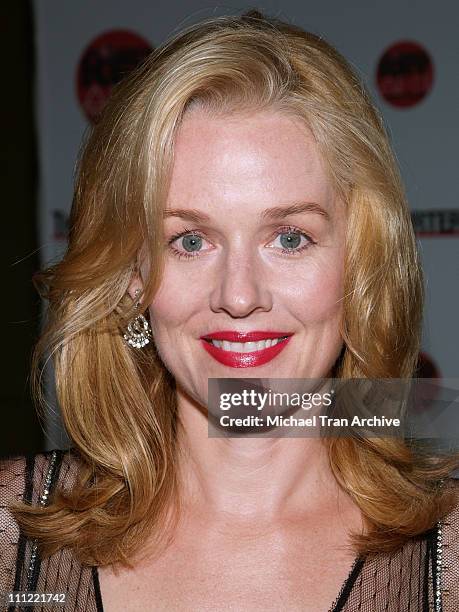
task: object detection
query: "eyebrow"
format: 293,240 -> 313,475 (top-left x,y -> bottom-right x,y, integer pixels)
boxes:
163,202 -> 330,223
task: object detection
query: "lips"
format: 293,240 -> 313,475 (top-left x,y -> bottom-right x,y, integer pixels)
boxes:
200,330 -> 293,368
201,331 -> 292,342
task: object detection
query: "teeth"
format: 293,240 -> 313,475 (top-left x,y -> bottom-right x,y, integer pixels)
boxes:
210,337 -> 287,352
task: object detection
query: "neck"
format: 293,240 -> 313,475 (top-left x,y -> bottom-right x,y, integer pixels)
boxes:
175,384 -> 344,523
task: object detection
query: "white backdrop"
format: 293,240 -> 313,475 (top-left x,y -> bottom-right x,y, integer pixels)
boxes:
33,1 -> 459,448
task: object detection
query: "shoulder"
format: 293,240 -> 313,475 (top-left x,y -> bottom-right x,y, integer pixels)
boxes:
439,477 -> 459,609
442,476 -> 459,518
440,477 -> 459,538
441,475 -> 459,520
0,451 -> 57,592
0,449 -> 92,597
0,448 -> 83,535
0,449 -> 84,589
0,448 -> 82,502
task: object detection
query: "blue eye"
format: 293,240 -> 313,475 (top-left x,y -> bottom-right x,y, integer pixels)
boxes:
167,228 -> 208,260
167,225 -> 315,260
181,234 -> 202,252
268,226 -> 315,256
280,232 -> 301,249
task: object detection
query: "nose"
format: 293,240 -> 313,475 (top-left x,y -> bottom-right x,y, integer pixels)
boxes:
209,247 -> 273,318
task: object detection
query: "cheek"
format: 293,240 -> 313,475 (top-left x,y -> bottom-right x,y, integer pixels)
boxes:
278,258 -> 343,325
148,267 -> 201,325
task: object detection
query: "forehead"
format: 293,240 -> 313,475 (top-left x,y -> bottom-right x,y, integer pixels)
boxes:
165,108 -> 337,219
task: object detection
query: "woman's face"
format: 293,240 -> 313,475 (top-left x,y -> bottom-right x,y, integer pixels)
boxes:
133,109 -> 346,407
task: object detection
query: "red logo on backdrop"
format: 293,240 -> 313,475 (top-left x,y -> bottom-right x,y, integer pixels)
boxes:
411,209 -> 459,237
376,41 -> 434,108
414,352 -> 441,414
416,351 -> 441,379
76,30 -> 152,123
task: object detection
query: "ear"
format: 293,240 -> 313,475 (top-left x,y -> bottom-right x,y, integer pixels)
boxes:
127,273 -> 144,302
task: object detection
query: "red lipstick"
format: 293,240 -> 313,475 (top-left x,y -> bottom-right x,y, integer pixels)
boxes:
200,330 -> 293,368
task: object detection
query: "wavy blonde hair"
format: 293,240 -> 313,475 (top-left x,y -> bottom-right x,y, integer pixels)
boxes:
12,10 -> 459,567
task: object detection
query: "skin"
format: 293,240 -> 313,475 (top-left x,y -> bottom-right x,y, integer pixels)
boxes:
103,108 -> 364,610
136,109 -> 345,388
129,106 -> 349,511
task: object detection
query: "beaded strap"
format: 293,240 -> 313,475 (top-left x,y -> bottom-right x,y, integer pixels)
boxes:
434,520 -> 443,612
25,450 -> 60,592
434,475 -> 448,612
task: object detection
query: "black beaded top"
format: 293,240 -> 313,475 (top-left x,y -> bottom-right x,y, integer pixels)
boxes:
1,449 -> 458,611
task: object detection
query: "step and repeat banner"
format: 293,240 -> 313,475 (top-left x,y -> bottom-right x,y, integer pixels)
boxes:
33,1 -> 459,448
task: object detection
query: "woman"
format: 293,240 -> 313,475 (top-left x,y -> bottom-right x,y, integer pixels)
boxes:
1,10 -> 458,611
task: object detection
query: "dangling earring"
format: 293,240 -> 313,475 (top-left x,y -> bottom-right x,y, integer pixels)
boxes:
123,288 -> 152,348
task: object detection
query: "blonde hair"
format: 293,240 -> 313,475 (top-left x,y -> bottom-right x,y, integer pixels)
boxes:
12,10 -> 459,567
